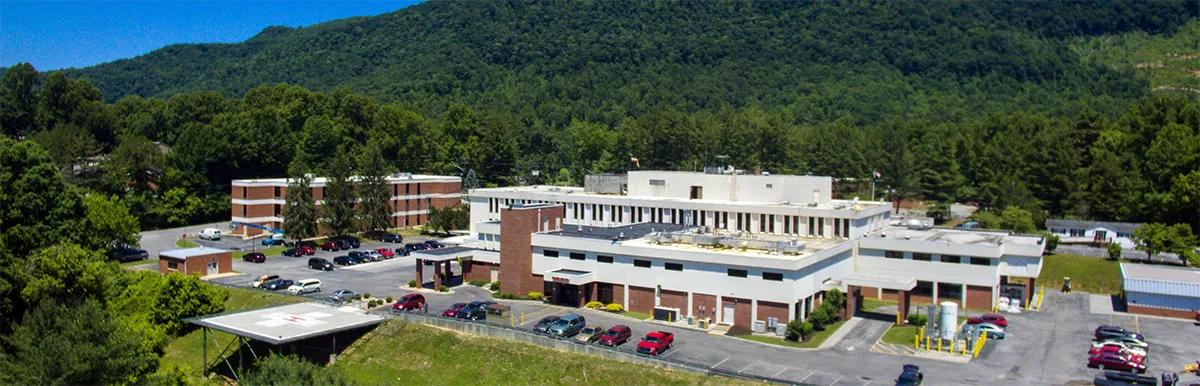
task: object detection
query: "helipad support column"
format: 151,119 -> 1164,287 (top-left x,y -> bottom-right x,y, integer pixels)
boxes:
898,290 -> 911,323
433,262 -> 443,289
415,259 -> 423,288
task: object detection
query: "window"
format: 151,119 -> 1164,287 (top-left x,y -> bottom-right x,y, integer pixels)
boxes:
665,263 -> 683,271
598,255 -> 614,264
843,219 -> 851,238
912,253 -> 932,261
570,252 -> 585,261
167,261 -> 178,270
274,186 -> 281,198
592,204 -> 597,221
650,179 -> 665,186
634,259 -> 651,268
736,212 -> 743,230
727,268 -> 748,278
766,184 -> 773,188
769,215 -> 775,233
543,250 -> 559,258
759,214 -> 766,232
969,257 -> 991,266
940,255 -> 961,264
784,215 -> 791,234
809,217 -> 816,236
885,251 -> 904,259
763,272 -> 783,281
793,216 -> 799,235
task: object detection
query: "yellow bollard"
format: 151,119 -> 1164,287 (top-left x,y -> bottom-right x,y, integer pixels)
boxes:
521,311 -> 525,324
914,335 -> 918,349
925,336 -> 930,350
937,339 -> 942,352
511,315 -> 515,327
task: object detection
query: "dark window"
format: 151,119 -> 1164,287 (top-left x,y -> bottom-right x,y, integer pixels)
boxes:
274,204 -> 281,216
736,212 -> 743,230
598,255 -> 614,264
597,283 -> 614,304
769,215 -> 775,233
167,262 -> 178,270
885,251 -> 904,259
274,186 -> 281,198
763,272 -> 783,281
969,257 -> 991,266
650,179 -> 665,186
937,282 -> 963,301
728,268 -> 748,278
784,216 -> 791,234
759,214 -> 766,232
634,259 -> 651,268
913,281 -> 934,297
242,187 -> 247,198
665,263 -> 683,271
912,253 -> 932,261
940,255 -> 962,264
543,250 -> 559,258
570,252 -> 585,261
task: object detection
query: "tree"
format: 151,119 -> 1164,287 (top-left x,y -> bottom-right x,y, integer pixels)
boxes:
105,134 -> 163,194
999,206 -> 1037,234
356,144 -> 392,235
241,355 -> 348,386
1169,170 -> 1200,232
0,299 -> 155,385
1043,233 -> 1060,254
1,62 -> 38,137
81,194 -> 141,254
151,187 -> 203,226
322,154 -> 357,236
1107,243 -> 1122,261
151,272 -> 227,335
282,161 -> 319,241
20,244 -> 120,308
1132,223 -> 1198,264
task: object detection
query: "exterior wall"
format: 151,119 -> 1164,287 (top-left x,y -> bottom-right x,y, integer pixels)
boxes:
659,289 -> 687,312
625,171 -> 833,205
611,283 -> 626,309
723,297 -> 753,328
757,300 -> 790,324
1126,291 -> 1200,314
1127,304 -> 1200,319
499,205 -> 564,297
158,252 -> 232,276
465,261 -> 498,283
692,293 -> 717,322
965,285 -> 994,311
628,286 -> 655,314
859,286 -> 881,300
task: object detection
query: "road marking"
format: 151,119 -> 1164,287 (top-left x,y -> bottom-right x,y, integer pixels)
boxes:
662,346 -> 685,358
773,367 -> 788,377
712,357 -> 730,368
1135,315 -> 1140,334
862,380 -> 871,385
829,375 -> 844,386
799,371 -> 815,382
738,360 -> 759,374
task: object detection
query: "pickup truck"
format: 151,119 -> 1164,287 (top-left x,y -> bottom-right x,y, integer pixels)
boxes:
636,331 -> 674,356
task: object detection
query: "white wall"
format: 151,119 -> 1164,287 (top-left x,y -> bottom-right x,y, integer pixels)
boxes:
626,171 -> 833,204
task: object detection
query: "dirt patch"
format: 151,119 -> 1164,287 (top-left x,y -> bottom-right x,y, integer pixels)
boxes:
1136,61 -> 1164,68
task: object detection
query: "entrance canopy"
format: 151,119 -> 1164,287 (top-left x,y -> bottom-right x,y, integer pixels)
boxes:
412,246 -> 476,262
545,269 -> 595,285
841,273 -> 917,291
185,302 -> 386,345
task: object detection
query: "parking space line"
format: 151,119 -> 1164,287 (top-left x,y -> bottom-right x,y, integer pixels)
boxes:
712,357 -> 730,368
738,360 -> 759,374
773,367 -> 787,378
799,371 -> 815,382
828,375 -> 843,386
662,346 -> 686,358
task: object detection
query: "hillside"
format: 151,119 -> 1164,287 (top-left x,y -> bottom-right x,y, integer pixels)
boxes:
60,0 -> 1198,126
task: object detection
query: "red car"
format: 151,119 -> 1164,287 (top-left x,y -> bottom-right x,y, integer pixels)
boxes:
967,314 -> 1008,327
320,241 -> 340,252
636,331 -> 674,356
1089,345 -> 1144,362
598,325 -> 632,347
375,248 -> 395,258
442,302 -> 467,317
1089,353 -> 1146,373
392,293 -> 426,311
283,245 -> 316,257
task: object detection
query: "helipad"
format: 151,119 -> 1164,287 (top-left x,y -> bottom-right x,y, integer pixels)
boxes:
186,302 -> 386,345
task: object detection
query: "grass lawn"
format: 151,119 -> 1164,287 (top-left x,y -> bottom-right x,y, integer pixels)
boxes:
1039,254 -> 1122,295
233,246 -> 289,260
335,321 -> 753,385
618,310 -> 652,321
880,324 -> 921,346
861,298 -> 896,313
734,318 -> 849,349
157,287 -> 305,376
175,238 -> 198,248
120,259 -> 158,267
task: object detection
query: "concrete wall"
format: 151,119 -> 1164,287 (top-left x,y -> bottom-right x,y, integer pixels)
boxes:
626,171 -> 832,205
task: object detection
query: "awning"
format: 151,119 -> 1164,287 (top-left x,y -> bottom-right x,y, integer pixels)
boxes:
841,273 -> 917,291
544,269 -> 595,285
411,246 -> 477,262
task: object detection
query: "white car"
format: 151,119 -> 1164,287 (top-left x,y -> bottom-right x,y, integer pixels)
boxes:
367,252 -> 385,261
249,274 -> 280,288
1095,336 -> 1150,350
198,228 -> 222,240
1091,340 -> 1148,357
288,279 -> 322,295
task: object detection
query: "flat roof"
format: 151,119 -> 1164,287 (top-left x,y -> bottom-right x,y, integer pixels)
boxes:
159,247 -> 230,259
842,273 -> 918,291
547,222 -> 689,241
185,302 -> 386,345
473,185 -> 888,211
412,246 -> 478,261
232,174 -> 459,186
619,233 -> 851,261
868,226 -> 1043,247
1046,219 -> 1140,233
1122,263 -> 1200,284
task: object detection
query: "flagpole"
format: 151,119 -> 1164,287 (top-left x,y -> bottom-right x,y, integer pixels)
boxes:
871,170 -> 877,202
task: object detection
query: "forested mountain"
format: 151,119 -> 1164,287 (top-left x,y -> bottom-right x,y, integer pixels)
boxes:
59,1 -> 1198,125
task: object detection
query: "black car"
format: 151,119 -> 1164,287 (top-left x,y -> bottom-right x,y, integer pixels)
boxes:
381,233 -> 403,243
405,243 -> 428,252
333,256 -> 358,266
423,240 -> 445,249
533,316 -> 562,333
242,252 -> 266,263
333,237 -> 360,249
895,364 -> 923,386
395,248 -> 411,257
455,301 -> 493,321
263,279 -> 294,290
348,250 -> 370,261
308,258 -> 334,270
1095,325 -> 1133,340
113,247 -> 148,262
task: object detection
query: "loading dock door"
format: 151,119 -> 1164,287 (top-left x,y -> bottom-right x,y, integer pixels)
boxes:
722,303 -> 735,324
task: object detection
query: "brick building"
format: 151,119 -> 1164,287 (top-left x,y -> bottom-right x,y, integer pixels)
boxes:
159,247 -> 232,276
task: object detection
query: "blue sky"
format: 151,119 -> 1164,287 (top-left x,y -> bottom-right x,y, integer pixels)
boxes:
1,1 -> 422,70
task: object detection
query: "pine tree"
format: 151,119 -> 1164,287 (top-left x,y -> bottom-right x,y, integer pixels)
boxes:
282,161 -> 318,241
356,144 -> 392,235
323,154 -> 357,236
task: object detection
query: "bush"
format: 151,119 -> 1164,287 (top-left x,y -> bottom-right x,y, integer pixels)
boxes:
1107,243 -> 1123,261
807,307 -> 833,329
906,314 -> 928,326
495,292 -> 519,299
489,282 -> 500,291
368,300 -> 378,308
363,293 -> 371,299
408,280 -> 417,288
785,319 -> 805,341
353,294 -> 361,301
801,321 -> 814,336
1044,233 -> 1060,253
823,289 -> 846,311
585,301 -> 605,309
605,303 -> 623,312
242,355 -> 347,386
385,296 -> 393,303
437,285 -> 449,292
468,280 -> 489,287
527,292 -> 543,300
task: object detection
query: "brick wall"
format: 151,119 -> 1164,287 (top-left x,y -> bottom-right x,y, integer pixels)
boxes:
659,289 -> 687,311
465,261 -> 497,283
723,297 -> 752,328
160,252 -> 232,276
692,293 -> 717,322
965,285 -> 993,311
611,284 -> 625,308
859,286 -> 881,300
757,300 -> 790,324
231,186 -> 244,199
1127,304 -> 1199,320
882,289 -> 899,302
498,205 -> 564,297
628,286 -> 655,314
312,187 -> 323,201
246,186 -> 273,200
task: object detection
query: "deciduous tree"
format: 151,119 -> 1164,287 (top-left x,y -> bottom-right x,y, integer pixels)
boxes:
322,154 -> 357,236
356,144 -> 392,235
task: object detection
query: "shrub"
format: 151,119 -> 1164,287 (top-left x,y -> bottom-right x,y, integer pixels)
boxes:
801,321 -> 814,336
408,280 -> 418,288
807,307 -> 833,329
437,285 -> 449,292
363,293 -> 371,299
906,314 -> 928,326
1107,243 -> 1122,261
585,301 -> 605,309
1044,233 -> 1060,253
489,282 -> 500,291
823,289 -> 846,311
495,293 -> 519,299
368,300 -> 378,308
468,280 -> 489,287
385,296 -> 393,303
605,303 -> 623,312
527,292 -> 543,300
353,294 -> 361,301
785,319 -> 805,341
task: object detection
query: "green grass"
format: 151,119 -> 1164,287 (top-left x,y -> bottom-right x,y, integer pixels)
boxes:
1039,253 -> 1123,295
734,318 -> 849,349
880,324 -> 921,346
175,238 -> 198,248
157,288 -> 305,377
335,321 -> 754,386
861,298 -> 896,313
618,311 -> 652,321
233,246 -> 288,260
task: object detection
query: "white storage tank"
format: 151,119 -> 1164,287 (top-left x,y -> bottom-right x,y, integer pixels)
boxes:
939,302 -> 958,340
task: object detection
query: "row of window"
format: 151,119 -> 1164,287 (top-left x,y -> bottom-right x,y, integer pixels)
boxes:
883,250 -> 991,266
241,184 -> 429,201
542,249 -> 784,281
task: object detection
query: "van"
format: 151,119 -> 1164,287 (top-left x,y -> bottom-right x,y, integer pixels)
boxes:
549,313 -> 586,337
288,279 -> 321,295
199,228 -> 222,240
250,274 -> 280,288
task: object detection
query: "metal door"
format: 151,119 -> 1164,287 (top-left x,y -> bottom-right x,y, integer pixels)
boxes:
722,303 -> 735,324
207,262 -> 218,275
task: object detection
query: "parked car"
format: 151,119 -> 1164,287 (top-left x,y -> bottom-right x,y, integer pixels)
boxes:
320,241 -> 340,252
954,222 -> 980,230
198,228 -> 222,240
395,248 -> 411,257
895,364 -> 924,386
456,301 -> 491,321
1089,353 -> 1147,373
332,237 -> 360,249
575,326 -> 605,343
250,274 -> 280,288
392,293 -> 426,311
974,322 -> 1006,339
242,252 -> 266,263
423,240 -> 445,249
261,234 -> 285,246
263,279 -> 294,291
308,257 -> 334,270
533,316 -> 562,333
549,314 -> 587,337
381,233 -> 403,243
405,243 -> 428,252
329,289 -> 357,303
599,325 -> 632,346
283,245 -> 316,257
333,256 -> 358,266
366,251 -> 385,261
1095,325 -> 1131,340
348,251 -> 371,261
287,279 -> 322,295
1097,335 -> 1149,350
967,314 -> 1008,327
1089,345 -> 1145,362
113,246 -> 148,262
1091,340 -> 1149,358
636,331 -> 674,355
442,303 -> 467,317
375,248 -> 395,258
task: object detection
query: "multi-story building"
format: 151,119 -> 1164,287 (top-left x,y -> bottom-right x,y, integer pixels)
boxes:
230,173 -> 461,238
454,171 -> 1045,331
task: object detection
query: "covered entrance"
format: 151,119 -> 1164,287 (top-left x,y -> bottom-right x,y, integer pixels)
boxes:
543,269 -> 595,307
412,246 -> 477,290
842,273 -> 918,325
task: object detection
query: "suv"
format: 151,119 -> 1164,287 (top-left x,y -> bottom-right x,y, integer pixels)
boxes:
1095,325 -> 1131,340
319,241 -> 340,252
455,301 -> 493,321
381,233 -> 403,243
599,325 -> 632,346
113,246 -> 148,262
548,313 -> 586,337
392,293 -> 426,311
283,245 -> 315,257
348,251 -> 371,261
333,256 -> 358,266
308,257 -> 334,270
288,279 -> 322,295
242,252 -> 266,263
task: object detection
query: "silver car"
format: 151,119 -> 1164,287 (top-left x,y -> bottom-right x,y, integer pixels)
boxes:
975,322 -> 1006,339
329,289 -> 356,303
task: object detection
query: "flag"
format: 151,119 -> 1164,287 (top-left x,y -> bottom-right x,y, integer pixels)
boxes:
630,157 -> 641,168
874,170 -> 881,178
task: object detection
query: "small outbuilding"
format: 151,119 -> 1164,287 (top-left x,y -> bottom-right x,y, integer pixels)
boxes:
159,247 -> 232,277
1121,263 -> 1200,319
